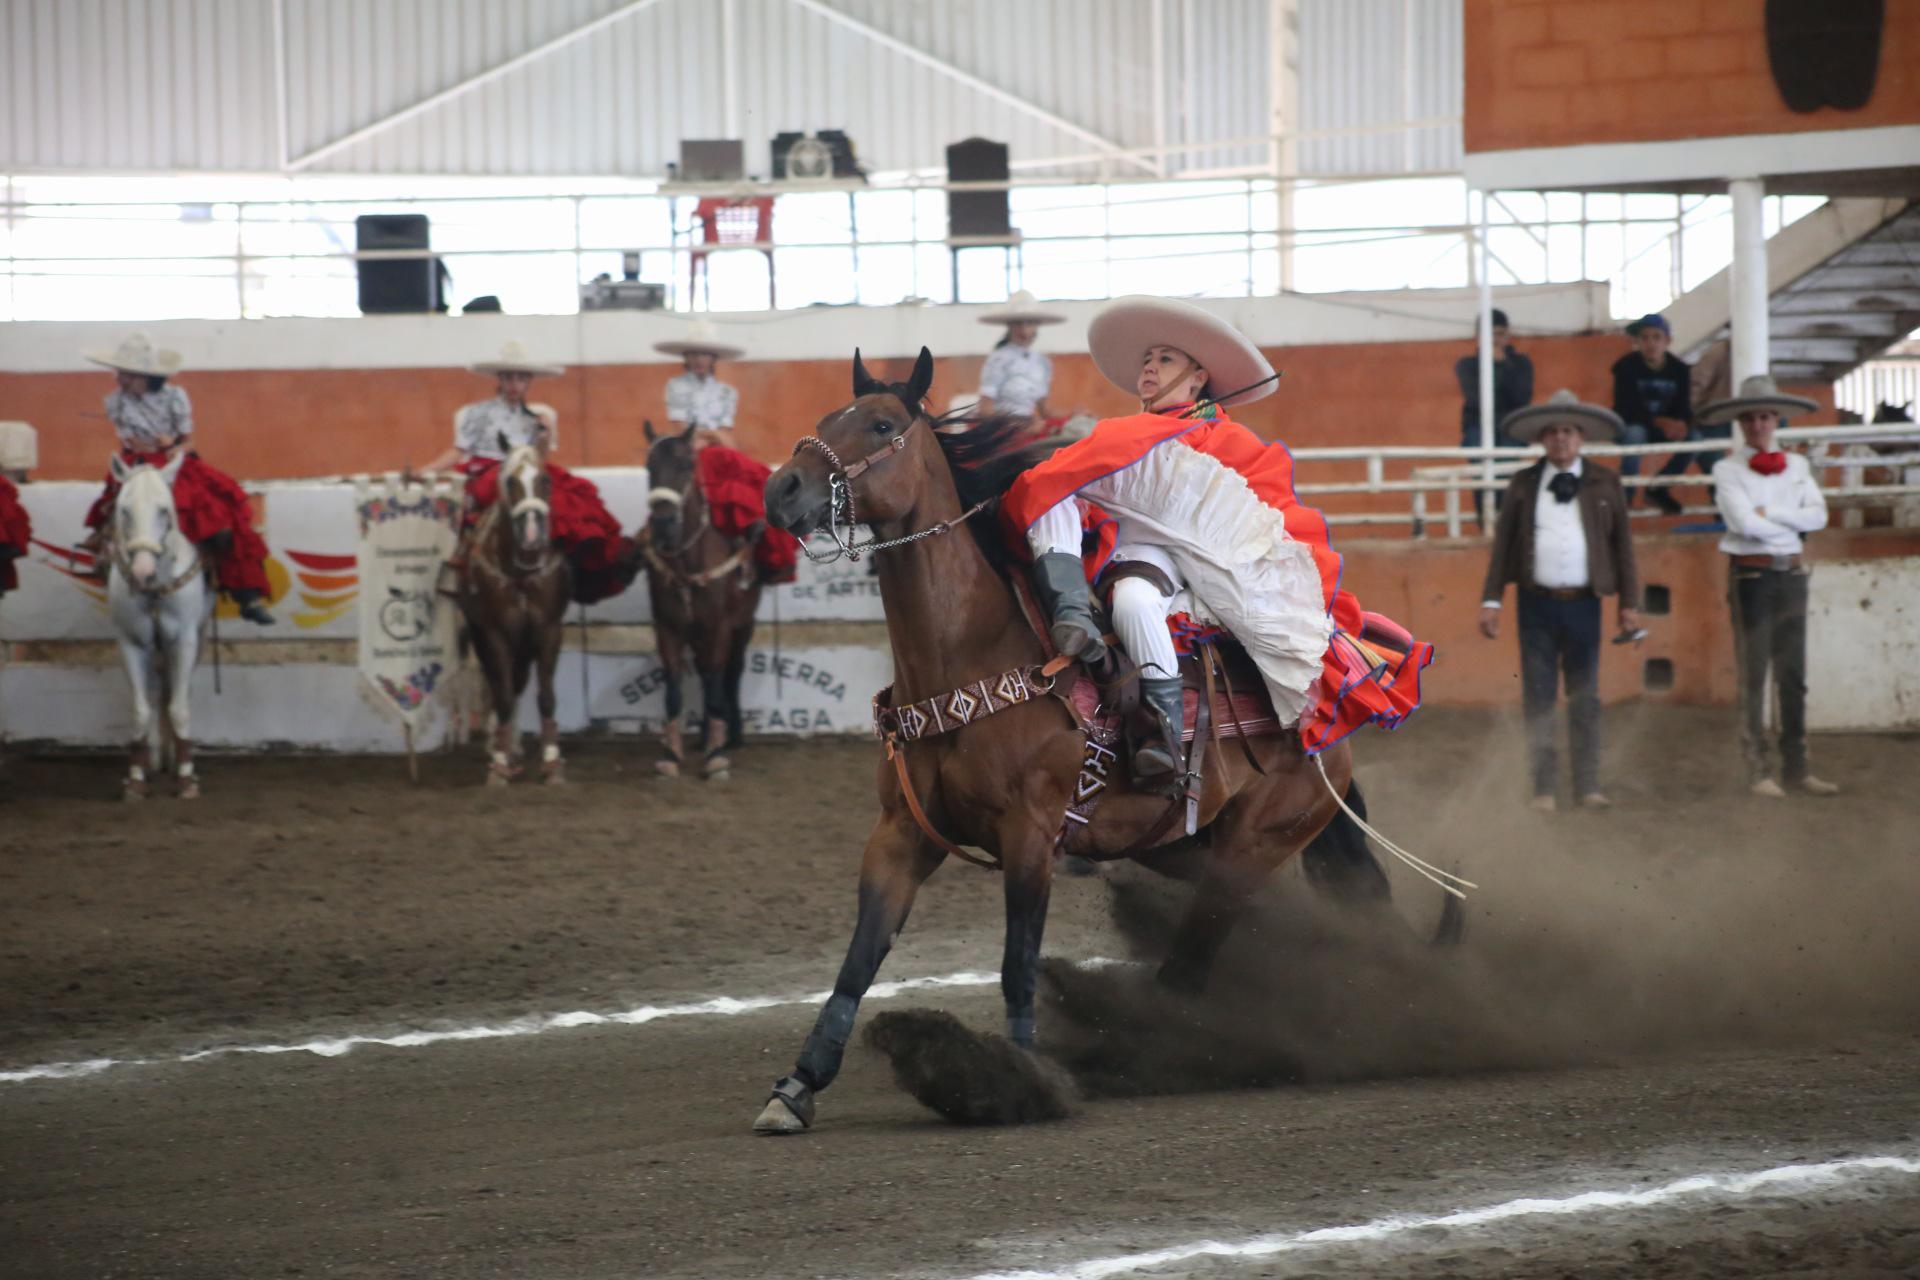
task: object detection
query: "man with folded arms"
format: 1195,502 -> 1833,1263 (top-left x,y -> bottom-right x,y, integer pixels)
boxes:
1705,375 -> 1838,798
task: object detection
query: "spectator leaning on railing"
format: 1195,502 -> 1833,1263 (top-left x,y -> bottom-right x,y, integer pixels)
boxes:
1479,391 -> 1642,812
1610,313 -> 1700,516
1703,375 -> 1838,800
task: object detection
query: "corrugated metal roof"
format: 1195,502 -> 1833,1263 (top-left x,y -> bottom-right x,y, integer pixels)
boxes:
2,0 -> 1454,180
1297,0 -> 1462,176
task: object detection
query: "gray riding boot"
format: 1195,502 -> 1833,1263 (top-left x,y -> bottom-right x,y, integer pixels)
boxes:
1135,675 -> 1187,788
1032,552 -> 1106,663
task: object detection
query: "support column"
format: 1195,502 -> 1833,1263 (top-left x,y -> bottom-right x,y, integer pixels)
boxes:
1729,177 -> 1769,383
1477,192 -> 1496,504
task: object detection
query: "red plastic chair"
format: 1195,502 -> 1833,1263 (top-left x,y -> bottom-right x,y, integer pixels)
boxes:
691,197 -> 775,308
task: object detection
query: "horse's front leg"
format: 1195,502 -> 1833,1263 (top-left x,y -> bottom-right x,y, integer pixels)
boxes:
163,603 -> 203,799
753,811 -> 943,1134
651,619 -> 687,777
472,629 -> 518,786
997,829 -> 1057,1048
114,631 -> 154,801
535,606 -> 566,786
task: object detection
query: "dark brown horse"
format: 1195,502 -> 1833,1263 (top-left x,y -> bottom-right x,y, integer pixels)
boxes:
454,442 -> 572,786
641,422 -> 762,781
750,349 -> 1369,1134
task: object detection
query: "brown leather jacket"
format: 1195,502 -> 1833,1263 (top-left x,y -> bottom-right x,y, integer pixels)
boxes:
1480,460 -> 1640,608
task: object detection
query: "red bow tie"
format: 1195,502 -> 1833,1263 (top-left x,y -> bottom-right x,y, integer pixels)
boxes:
1748,451 -> 1788,476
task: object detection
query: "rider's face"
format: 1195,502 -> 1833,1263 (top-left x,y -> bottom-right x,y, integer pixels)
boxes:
1137,345 -> 1205,406
497,372 -> 533,405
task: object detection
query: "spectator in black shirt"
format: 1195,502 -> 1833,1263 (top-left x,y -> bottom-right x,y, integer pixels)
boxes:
1456,309 -> 1534,523
1610,313 -> 1707,514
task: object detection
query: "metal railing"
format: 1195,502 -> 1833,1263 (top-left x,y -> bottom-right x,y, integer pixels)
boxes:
1288,425 -> 1920,539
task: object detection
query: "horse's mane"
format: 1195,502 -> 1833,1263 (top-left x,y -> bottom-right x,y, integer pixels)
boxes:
926,409 -> 1068,568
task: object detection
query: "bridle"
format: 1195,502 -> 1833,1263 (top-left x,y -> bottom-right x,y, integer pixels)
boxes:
110,481 -> 203,600
790,405 -> 990,564
502,452 -> 553,574
641,456 -> 751,588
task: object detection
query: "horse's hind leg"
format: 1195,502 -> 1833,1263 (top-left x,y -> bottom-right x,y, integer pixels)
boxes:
473,630 -> 517,785
754,816 -> 943,1134
164,607 -> 202,799
1158,743 -> 1349,993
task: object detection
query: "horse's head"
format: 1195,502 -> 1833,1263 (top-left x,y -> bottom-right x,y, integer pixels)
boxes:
643,419 -> 700,547
109,451 -> 187,589
765,347 -> 937,538
498,442 -> 552,567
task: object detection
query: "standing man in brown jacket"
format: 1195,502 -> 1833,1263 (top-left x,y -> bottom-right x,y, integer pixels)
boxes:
1479,391 -> 1643,810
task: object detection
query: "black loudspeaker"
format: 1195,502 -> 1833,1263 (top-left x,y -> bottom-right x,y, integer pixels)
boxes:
946,137 -> 1010,238
356,214 -> 447,314
1766,0 -> 1883,112
771,130 -> 864,180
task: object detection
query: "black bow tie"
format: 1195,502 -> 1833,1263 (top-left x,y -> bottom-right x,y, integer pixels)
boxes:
1547,471 -> 1581,504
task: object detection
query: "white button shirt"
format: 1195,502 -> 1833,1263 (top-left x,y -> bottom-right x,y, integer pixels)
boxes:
105,384 -> 193,451
979,343 -> 1052,418
1712,447 -> 1828,556
455,397 -> 548,461
665,372 -> 739,429
1531,458 -> 1591,590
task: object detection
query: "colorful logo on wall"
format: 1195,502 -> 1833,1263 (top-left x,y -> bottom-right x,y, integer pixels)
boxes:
30,538 -> 357,630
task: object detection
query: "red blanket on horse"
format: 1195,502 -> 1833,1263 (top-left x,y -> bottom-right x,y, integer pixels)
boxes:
85,450 -> 269,596
695,445 -> 801,584
1001,410 -> 1432,754
464,458 -> 637,604
0,475 -> 31,594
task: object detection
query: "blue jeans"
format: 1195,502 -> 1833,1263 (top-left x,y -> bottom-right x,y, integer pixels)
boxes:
1518,589 -> 1603,798
1616,422 -> 1650,476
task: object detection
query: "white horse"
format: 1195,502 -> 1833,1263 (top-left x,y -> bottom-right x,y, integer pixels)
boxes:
105,452 -> 212,800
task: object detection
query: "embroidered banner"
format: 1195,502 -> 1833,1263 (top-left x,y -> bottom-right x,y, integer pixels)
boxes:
354,480 -> 463,731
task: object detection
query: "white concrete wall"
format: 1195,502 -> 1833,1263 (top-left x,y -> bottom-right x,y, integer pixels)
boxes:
0,284 -> 1611,373
1808,558 -> 1920,732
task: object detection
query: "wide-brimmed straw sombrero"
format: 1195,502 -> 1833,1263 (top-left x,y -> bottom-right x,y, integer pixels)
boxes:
1087,296 -> 1276,408
1698,374 -> 1820,426
83,332 -> 184,378
1501,389 -> 1622,443
653,319 -> 745,361
469,341 -> 563,377
979,290 -> 1065,326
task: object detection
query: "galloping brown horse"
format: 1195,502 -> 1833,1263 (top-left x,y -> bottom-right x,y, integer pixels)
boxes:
454,442 -> 572,786
640,422 -> 763,781
751,350 -> 1365,1134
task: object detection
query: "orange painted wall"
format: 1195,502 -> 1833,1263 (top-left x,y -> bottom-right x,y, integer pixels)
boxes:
1465,0 -> 1920,154
9,331 -> 1821,514
1339,525 -> 1920,708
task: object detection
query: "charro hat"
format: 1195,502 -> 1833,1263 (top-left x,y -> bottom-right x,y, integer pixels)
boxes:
469,341 -> 564,378
1698,374 -> 1820,426
652,319 -> 745,361
1501,389 -> 1622,444
1087,295 -> 1276,408
83,332 -> 184,378
979,290 -> 1066,326
0,421 -> 37,472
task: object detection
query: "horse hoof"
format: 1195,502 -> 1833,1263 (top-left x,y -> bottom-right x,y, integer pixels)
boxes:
178,782 -> 202,801
543,767 -> 567,788
485,771 -> 511,789
752,1095 -> 811,1135
654,760 -> 681,778
704,755 -> 732,781
122,783 -> 148,803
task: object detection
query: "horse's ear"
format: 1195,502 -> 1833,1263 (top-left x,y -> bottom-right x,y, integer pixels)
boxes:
904,346 -> 935,409
109,453 -> 130,485
160,450 -> 187,486
643,419 -> 656,443
851,348 -> 886,398
680,422 -> 699,443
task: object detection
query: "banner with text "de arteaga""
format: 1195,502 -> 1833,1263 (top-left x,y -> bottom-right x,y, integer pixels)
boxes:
591,645 -> 889,737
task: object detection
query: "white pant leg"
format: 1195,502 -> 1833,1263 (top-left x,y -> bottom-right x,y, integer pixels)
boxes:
1108,542 -> 1183,679
1026,497 -> 1084,558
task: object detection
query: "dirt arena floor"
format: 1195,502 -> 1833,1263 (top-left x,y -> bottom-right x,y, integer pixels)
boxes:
3,704 -> 1918,1279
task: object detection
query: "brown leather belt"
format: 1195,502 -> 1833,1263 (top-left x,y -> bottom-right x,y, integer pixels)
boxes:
1523,585 -> 1594,601
1731,554 -> 1803,570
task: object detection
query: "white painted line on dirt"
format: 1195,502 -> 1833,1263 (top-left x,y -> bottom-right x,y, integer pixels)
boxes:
0,969 -> 1006,1085
959,1153 -> 1920,1280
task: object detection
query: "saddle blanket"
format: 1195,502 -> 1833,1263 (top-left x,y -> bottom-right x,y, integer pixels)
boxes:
1067,662 -> 1284,744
